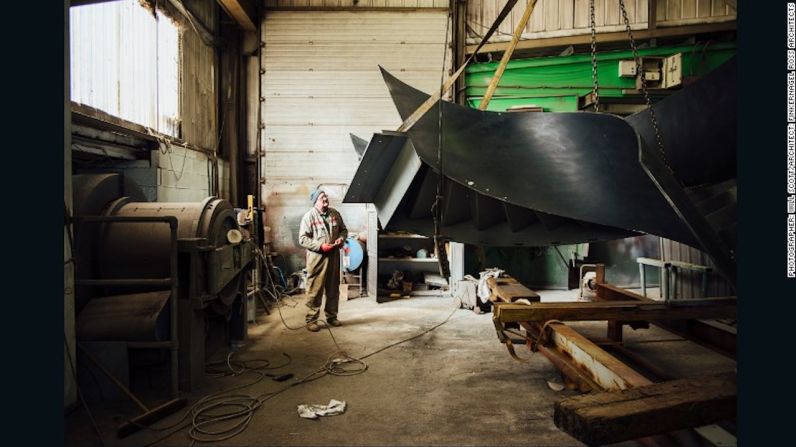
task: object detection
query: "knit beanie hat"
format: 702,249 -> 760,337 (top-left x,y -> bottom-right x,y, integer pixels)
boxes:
310,189 -> 325,204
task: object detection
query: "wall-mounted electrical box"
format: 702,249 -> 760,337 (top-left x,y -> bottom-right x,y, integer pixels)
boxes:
661,53 -> 683,89
618,60 -> 637,77
618,53 -> 682,90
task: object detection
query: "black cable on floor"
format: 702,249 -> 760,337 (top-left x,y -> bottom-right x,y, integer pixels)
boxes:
145,258 -> 463,445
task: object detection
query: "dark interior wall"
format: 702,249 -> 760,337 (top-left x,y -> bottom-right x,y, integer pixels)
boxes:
219,22 -> 243,207
464,236 -> 660,290
589,235 -> 661,287
464,245 -> 579,290
179,0 -> 219,151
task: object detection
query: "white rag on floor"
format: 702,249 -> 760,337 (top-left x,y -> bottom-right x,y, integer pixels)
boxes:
477,268 -> 505,304
297,399 -> 347,419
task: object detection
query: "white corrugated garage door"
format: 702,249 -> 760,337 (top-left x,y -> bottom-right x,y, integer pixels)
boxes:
261,10 -> 450,269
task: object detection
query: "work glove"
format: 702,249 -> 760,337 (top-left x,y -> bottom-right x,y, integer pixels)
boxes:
320,243 -> 334,253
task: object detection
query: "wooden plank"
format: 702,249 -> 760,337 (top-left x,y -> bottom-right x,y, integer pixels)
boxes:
487,277 -> 541,303
595,263 -> 605,285
596,283 -> 736,358
465,20 -> 736,53
479,0 -> 539,110
494,299 -> 736,323
554,372 -> 736,445
536,343 -> 599,392
597,282 -> 654,302
548,322 -> 651,390
218,0 -> 257,31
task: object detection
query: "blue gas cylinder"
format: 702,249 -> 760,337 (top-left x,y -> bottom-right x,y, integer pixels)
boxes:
343,237 -> 365,272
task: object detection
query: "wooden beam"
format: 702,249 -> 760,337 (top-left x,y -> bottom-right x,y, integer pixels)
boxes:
495,299 -> 736,323
553,372 -> 736,445
536,343 -> 599,393
486,276 -> 540,303
478,0 -> 538,110
596,283 -> 737,358
217,0 -> 256,31
545,322 -> 651,390
466,21 -> 736,55
597,283 -> 655,302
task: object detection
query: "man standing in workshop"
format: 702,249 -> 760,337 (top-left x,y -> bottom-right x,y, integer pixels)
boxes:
298,188 -> 348,332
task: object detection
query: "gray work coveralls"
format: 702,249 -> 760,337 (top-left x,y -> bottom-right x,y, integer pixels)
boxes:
298,207 -> 348,322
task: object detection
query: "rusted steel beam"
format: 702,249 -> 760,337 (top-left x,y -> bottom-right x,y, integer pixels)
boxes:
493,299 -> 736,323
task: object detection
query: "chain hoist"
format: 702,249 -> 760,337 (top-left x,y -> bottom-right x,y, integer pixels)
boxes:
618,0 -> 673,174
589,0 -> 600,111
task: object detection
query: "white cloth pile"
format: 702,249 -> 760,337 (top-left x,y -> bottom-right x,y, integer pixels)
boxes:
297,399 -> 347,419
476,268 -> 505,304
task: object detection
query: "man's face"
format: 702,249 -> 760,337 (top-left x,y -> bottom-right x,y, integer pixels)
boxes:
315,192 -> 329,212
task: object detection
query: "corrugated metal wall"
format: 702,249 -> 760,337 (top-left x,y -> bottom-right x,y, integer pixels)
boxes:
70,0 -> 229,205
466,0 -> 735,44
180,0 -> 219,151
660,238 -> 734,298
264,0 -> 448,8
70,0 -> 180,136
655,0 -> 736,26
261,10 -> 451,271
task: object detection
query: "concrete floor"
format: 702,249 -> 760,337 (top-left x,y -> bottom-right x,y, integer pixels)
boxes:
65,288 -> 735,447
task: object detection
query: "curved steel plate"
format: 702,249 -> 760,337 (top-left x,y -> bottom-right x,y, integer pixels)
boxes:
381,68 -> 698,246
627,57 -> 736,187
388,164 -> 637,246
344,132 -> 638,245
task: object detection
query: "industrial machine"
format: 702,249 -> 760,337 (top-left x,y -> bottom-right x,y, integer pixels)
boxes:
71,173 -> 255,394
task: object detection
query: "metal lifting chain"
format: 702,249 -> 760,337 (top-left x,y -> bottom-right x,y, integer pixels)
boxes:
618,0 -> 672,173
589,0 -> 600,112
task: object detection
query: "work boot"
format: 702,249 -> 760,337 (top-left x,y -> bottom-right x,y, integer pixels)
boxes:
306,322 -> 320,332
327,318 -> 342,327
